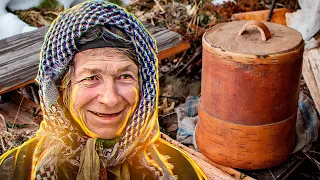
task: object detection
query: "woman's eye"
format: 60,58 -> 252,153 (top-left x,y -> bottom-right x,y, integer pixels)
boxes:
83,75 -> 99,81
118,74 -> 134,80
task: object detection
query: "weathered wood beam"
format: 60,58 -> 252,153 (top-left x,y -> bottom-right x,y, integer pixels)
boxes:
160,133 -> 251,180
0,24 -> 190,95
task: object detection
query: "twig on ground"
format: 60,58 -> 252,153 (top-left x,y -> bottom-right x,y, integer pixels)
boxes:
305,153 -> 320,170
268,169 -> 275,179
0,113 -> 7,131
186,1 -> 199,35
159,95 -> 180,99
43,11 -> 59,16
0,136 -> 6,152
170,50 -> 187,73
159,111 -> 176,119
34,106 -> 42,116
175,46 -> 202,77
154,0 -> 165,13
308,150 -> 320,155
30,86 -> 39,104
163,101 -> 175,114
11,96 -> 24,133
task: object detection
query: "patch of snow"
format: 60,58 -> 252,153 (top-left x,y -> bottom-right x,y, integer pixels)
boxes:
71,0 -> 87,6
7,0 -> 43,11
57,0 -> 86,9
211,0 -> 235,6
0,0 -> 10,15
121,0 -> 133,6
0,12 -> 37,40
0,0 -> 132,40
22,25 -> 38,33
57,0 -> 132,9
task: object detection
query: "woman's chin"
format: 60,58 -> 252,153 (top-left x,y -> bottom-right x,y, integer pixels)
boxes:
84,114 -> 125,139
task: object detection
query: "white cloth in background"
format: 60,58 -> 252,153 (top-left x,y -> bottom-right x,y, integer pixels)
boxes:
287,0 -> 320,50
288,0 -> 320,41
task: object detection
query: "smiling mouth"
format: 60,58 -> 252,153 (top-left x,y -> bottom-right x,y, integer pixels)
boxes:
88,110 -> 123,117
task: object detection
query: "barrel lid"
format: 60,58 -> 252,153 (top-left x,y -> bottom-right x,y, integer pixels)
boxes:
203,20 -> 303,55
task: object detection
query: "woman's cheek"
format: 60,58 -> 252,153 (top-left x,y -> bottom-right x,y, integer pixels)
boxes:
72,85 -> 96,107
118,84 -> 139,105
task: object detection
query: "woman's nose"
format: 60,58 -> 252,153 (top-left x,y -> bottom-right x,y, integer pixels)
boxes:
97,80 -> 119,107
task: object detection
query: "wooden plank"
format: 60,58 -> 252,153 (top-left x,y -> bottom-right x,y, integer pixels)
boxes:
231,8 -> 291,25
0,24 -> 189,95
160,133 -> 253,180
158,42 -> 190,61
0,26 -> 47,95
136,23 -> 190,60
302,46 -> 320,113
0,79 -> 35,95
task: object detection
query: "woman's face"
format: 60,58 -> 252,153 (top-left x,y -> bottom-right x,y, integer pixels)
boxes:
70,47 -> 139,139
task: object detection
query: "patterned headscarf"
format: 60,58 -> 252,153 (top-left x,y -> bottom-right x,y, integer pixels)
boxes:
33,1 -> 173,179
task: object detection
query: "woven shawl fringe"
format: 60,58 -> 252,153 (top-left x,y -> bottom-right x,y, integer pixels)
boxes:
77,138 -> 100,180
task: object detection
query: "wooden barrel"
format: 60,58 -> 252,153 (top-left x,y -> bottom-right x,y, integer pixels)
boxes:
195,20 -> 304,169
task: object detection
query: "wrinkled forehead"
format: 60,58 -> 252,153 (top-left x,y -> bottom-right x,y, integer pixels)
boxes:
73,47 -> 138,71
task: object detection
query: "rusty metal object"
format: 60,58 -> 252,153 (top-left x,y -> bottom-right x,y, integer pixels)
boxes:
196,20 -> 304,169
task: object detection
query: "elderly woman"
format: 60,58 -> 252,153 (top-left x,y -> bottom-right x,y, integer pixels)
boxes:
0,1 -> 206,179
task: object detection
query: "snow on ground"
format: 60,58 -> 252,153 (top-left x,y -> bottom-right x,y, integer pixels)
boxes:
7,0 -> 43,11
211,0 -> 235,6
0,0 -> 41,39
57,0 -> 87,9
0,0 -> 133,39
0,0 -> 92,40
0,0 -> 10,15
0,12 -> 37,39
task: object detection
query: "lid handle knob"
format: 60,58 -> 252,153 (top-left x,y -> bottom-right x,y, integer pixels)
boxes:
237,20 -> 271,41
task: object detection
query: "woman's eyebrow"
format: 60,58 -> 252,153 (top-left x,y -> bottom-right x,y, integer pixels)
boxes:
78,64 -> 137,76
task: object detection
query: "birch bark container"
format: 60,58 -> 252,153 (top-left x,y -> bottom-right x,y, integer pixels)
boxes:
196,20 -> 304,169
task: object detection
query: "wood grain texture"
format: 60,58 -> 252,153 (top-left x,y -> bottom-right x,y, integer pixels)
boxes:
0,23 -> 188,94
196,105 -> 296,170
158,42 -> 190,60
199,22 -> 303,169
302,47 -> 320,113
201,34 -> 303,125
204,21 -> 303,56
